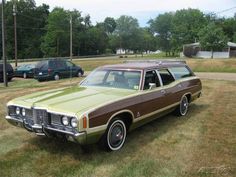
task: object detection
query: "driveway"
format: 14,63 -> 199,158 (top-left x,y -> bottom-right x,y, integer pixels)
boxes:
195,72 -> 236,81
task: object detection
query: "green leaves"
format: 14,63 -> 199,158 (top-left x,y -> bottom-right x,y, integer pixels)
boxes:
198,23 -> 228,51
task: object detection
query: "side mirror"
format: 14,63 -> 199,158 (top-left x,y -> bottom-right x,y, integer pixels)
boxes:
149,83 -> 156,90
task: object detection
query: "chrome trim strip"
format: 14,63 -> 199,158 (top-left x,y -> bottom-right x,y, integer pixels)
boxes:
5,116 -> 23,123
44,126 -> 85,137
32,124 -> 42,129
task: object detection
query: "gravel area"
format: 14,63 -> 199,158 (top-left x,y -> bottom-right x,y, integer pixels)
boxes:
196,72 -> 236,81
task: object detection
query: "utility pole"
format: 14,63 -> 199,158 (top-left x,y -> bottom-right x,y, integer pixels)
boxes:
70,14 -> 72,61
13,2 -> 17,67
2,0 -> 8,87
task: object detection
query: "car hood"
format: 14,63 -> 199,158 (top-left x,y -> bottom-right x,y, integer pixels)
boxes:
8,86 -> 138,116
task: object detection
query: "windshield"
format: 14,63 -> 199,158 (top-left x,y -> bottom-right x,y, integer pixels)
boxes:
81,69 -> 141,90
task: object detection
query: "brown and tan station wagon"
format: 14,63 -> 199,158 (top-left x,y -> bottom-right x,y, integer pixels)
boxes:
6,60 -> 202,151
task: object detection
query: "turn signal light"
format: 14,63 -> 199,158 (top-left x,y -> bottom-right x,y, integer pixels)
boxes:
83,115 -> 87,128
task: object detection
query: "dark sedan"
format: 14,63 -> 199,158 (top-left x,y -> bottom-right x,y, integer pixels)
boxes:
14,64 -> 35,79
0,63 -> 14,82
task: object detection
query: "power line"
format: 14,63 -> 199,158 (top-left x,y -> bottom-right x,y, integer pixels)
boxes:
17,13 -> 46,22
215,6 -> 236,15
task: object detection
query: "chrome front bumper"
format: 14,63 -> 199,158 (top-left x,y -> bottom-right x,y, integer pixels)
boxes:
5,116 -> 86,144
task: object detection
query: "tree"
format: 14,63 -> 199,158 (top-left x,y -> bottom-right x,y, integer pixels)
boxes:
233,33 -> 236,43
41,8 -> 83,57
149,12 -> 173,56
0,0 -> 49,59
104,17 -> 116,34
115,15 -> 139,52
220,18 -> 236,41
41,8 -> 70,57
198,23 -> 228,58
79,26 -> 108,55
171,8 -> 207,52
141,28 -> 157,53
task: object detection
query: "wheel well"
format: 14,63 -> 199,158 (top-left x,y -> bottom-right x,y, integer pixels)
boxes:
114,112 -> 133,131
185,94 -> 191,103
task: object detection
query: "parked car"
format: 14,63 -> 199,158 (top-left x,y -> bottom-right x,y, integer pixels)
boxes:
14,64 -> 35,79
6,61 -> 202,151
34,59 -> 84,81
0,63 -> 14,82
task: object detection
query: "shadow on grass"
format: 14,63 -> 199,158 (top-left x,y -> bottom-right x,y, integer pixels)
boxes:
28,102 -> 209,158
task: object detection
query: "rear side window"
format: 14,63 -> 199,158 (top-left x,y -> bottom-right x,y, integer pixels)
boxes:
49,60 -> 67,69
158,69 -> 175,85
170,66 -> 193,80
36,61 -> 48,70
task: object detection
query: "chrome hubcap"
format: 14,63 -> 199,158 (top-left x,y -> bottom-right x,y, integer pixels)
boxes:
180,96 -> 188,115
108,122 -> 125,149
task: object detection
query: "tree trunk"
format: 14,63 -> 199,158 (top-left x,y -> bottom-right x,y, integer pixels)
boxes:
211,49 -> 213,59
57,37 -> 59,56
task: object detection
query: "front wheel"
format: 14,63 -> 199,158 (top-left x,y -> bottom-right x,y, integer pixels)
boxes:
100,119 -> 127,151
175,95 -> 189,116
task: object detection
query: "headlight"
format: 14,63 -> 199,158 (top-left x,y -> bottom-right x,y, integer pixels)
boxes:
71,117 -> 78,128
62,116 -> 69,126
16,107 -> 20,115
22,108 -> 26,117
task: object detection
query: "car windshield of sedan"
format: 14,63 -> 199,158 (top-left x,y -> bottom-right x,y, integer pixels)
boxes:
81,69 -> 141,90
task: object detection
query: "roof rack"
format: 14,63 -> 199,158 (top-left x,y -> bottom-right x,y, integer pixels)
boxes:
124,59 -> 186,65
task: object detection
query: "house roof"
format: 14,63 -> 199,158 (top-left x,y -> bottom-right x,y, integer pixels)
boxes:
184,41 -> 236,48
227,42 -> 236,47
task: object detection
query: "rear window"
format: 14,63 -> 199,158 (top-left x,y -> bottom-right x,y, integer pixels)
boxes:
170,66 -> 193,80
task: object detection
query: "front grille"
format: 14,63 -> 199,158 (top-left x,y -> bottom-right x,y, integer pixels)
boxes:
34,109 -> 48,125
8,106 -> 16,116
25,109 -> 33,119
51,114 -> 62,125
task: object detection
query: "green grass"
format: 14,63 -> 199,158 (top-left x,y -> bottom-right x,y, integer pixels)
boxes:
0,78 -> 235,177
72,56 -> 236,73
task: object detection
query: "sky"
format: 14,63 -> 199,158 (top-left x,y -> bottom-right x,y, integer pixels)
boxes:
35,0 -> 236,27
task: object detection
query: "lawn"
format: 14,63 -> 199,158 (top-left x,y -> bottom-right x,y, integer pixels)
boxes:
71,56 -> 236,73
0,78 -> 235,177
